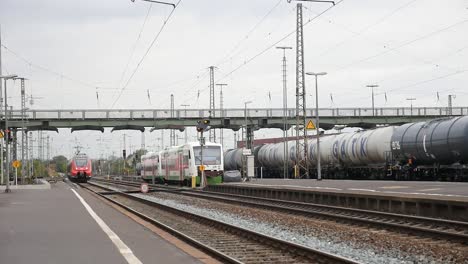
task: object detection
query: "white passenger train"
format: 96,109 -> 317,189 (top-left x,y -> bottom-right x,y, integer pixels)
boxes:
141,142 -> 224,185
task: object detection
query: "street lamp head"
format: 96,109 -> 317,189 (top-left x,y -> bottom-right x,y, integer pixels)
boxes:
0,74 -> 18,79
276,46 -> 292,50
306,72 -> 327,76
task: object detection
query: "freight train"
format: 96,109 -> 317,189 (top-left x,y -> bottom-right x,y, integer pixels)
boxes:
67,153 -> 92,182
224,116 -> 468,181
141,142 -> 224,185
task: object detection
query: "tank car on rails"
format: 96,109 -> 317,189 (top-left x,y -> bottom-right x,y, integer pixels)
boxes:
224,116 -> 468,181
67,153 -> 92,182
141,142 -> 224,186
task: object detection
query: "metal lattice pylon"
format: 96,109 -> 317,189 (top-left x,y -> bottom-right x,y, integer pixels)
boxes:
295,3 -> 309,179
208,66 -> 216,143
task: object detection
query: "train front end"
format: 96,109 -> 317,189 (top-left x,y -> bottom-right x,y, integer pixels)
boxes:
193,143 -> 224,185
68,154 -> 92,182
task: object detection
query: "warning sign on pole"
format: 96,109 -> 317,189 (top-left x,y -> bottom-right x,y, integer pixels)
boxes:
306,120 -> 316,130
12,160 -> 21,168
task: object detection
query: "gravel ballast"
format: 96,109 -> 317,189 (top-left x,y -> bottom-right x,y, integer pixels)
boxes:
130,192 -> 467,264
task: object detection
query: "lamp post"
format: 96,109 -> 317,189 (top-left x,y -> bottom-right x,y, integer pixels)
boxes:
1,74 -> 18,193
306,72 -> 327,181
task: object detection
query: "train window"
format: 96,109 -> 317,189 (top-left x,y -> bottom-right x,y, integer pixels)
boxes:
193,146 -> 221,165
75,159 -> 88,167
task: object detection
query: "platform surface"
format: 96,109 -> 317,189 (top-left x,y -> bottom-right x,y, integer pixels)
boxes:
226,179 -> 468,202
0,181 -> 201,264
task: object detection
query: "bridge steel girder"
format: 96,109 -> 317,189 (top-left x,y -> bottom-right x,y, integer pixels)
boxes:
71,126 -> 105,133
111,125 -> 145,132
3,115 -> 460,132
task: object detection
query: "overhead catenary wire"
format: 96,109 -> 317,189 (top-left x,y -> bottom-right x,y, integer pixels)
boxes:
310,0 -> 420,62
214,0 -> 284,68
188,0 -> 345,101
330,18 -> 468,74
117,3 -> 154,88
110,0 -> 182,109
1,43 -> 96,89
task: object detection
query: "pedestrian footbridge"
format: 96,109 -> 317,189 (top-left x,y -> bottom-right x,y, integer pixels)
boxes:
2,107 -> 466,132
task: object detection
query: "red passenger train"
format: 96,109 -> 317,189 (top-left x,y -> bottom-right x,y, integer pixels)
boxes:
67,153 -> 92,182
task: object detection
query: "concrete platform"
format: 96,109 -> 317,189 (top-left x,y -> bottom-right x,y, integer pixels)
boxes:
205,179 -> 468,221
228,179 -> 468,202
0,181 -> 202,264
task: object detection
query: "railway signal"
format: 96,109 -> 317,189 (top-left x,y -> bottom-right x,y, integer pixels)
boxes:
196,119 -> 210,188
196,119 -> 211,132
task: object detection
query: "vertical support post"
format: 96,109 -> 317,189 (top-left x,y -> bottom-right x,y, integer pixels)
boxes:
170,94 -> 175,146
0,24 -> 3,109
141,131 -> 145,150
199,131 -> 206,188
4,79 -> 10,192
181,104 -> 190,143
294,3 -> 309,179
0,26 -> 3,185
448,94 -> 456,116
208,66 -> 216,143
367,85 -> 379,117
276,46 -> 292,179
12,128 -> 17,164
161,130 -> 164,150
21,78 -> 26,184
315,76 -> 322,181
216,84 -> 227,148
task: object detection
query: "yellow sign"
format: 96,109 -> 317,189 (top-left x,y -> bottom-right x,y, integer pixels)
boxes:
199,165 -> 205,171
12,160 -> 21,168
0,131 -> 3,139
306,120 -> 316,130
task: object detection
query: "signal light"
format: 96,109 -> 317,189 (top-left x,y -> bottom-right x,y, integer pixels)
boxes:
196,119 -> 211,133
6,129 -> 13,143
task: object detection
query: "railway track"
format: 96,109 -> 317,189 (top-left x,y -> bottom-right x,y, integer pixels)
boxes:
81,181 -> 357,264
91,178 -> 468,246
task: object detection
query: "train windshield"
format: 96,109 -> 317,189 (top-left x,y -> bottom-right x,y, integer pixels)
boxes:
193,146 -> 222,165
75,158 -> 88,167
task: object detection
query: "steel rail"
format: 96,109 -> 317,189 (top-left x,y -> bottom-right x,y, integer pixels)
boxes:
92,178 -> 468,245
83,181 -> 358,264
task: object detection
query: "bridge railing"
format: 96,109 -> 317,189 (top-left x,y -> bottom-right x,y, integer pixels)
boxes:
6,107 -> 468,120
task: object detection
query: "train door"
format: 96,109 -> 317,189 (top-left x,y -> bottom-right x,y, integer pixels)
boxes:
178,152 -> 183,181
165,154 -> 169,181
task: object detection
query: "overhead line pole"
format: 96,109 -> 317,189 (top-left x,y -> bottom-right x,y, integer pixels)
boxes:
208,66 -> 216,143
216,83 -> 227,148
288,0 -> 334,179
276,46 -> 292,179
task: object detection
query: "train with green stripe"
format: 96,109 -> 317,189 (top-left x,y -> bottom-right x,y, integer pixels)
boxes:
141,142 -> 224,186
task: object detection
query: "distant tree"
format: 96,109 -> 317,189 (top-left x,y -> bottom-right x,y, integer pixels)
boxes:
33,159 -> 49,178
52,155 -> 68,173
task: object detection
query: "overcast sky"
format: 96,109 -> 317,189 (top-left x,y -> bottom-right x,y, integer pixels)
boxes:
1,0 -> 467,159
